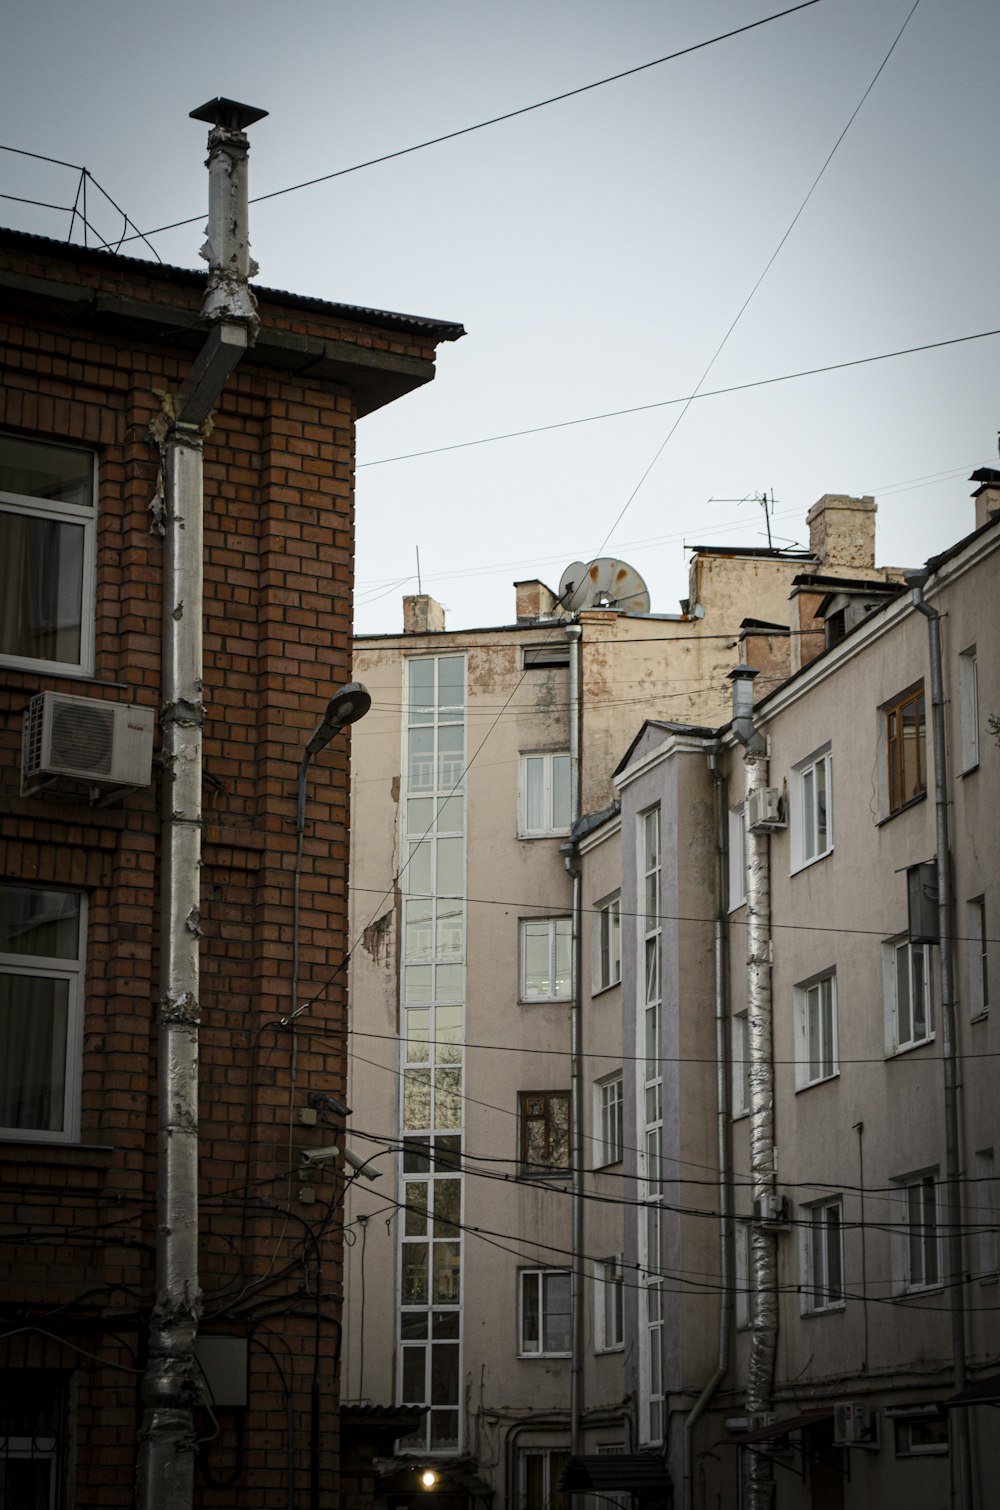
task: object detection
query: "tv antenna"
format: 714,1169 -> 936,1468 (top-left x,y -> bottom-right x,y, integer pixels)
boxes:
708,490 -> 777,549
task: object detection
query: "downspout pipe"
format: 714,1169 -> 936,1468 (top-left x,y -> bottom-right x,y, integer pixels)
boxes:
682,747 -> 733,1510
727,667 -> 777,1510
907,573 -> 974,1510
563,622 -> 584,1462
138,99 -> 264,1510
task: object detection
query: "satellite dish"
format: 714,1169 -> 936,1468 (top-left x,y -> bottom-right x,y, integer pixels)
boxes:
558,557 -> 651,614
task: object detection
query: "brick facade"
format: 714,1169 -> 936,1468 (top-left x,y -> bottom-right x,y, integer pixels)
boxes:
0,229 -> 461,1507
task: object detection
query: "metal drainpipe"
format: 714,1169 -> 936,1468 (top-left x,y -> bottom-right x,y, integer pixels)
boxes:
907,574 -> 974,1510
681,748 -> 733,1510
727,667 -> 776,1510
564,621 -> 584,1462
137,99 -> 263,1510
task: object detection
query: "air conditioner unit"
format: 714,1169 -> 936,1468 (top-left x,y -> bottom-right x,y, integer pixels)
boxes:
22,692 -> 154,793
747,787 -> 785,832
752,1193 -> 791,1226
833,1401 -> 879,1447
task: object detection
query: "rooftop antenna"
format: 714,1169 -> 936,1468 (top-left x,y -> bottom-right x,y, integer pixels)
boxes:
708,490 -> 776,549
416,545 -> 423,595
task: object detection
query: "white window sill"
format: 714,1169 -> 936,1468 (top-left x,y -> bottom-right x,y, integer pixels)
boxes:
795,1071 -> 839,1093
888,1037 -> 936,1059
517,830 -> 571,841
893,1283 -> 945,1301
790,847 -> 834,877
802,1301 -> 846,1317
594,1344 -> 625,1356
592,980 -> 621,999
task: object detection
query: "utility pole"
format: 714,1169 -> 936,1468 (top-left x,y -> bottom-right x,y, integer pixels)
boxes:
137,97 -> 265,1510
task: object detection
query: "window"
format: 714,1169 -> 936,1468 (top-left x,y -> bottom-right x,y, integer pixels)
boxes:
594,1257 -> 624,1351
596,895 -> 621,990
0,434 -> 96,675
728,805 -> 746,910
885,936 -> 935,1053
885,685 -> 926,815
595,1074 -> 623,1166
892,1172 -> 940,1293
519,752 -> 571,837
791,746 -> 832,869
975,1149 -> 998,1277
734,1221 -> 754,1330
0,1370 -> 67,1508
1,883 -> 84,1142
520,1448 -> 570,1510
967,897 -> 989,1019
894,1412 -> 949,1456
731,1012 -> 750,1118
520,1270 -> 571,1356
959,646 -> 979,772
523,644 -> 570,669
801,1198 -> 844,1312
520,1091 -> 570,1174
521,918 -> 572,1002
794,972 -> 838,1088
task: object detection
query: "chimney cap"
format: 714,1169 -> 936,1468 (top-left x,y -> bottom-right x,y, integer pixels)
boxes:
190,97 -> 269,131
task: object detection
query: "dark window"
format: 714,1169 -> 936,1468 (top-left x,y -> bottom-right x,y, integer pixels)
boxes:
519,1091 -> 570,1173
886,687 -> 926,814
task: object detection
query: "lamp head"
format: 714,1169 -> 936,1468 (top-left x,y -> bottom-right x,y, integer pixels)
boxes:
304,681 -> 372,756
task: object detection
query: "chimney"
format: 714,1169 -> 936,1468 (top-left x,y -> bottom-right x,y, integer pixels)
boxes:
970,467 -> 1000,529
514,579 -> 560,622
403,594 -> 446,634
806,494 -> 876,571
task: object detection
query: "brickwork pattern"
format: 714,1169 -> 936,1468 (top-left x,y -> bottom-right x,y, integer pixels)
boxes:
0,241 -> 434,1508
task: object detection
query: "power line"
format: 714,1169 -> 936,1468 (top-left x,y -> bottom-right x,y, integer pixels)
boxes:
357,331 -> 997,469
94,3 -> 823,250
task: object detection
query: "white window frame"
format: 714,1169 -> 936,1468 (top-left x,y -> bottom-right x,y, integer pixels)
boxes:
800,1197 -> 845,1313
519,1268 -> 571,1357
594,894 -> 621,991
594,1073 -> 623,1167
520,917 -> 572,1002
959,645 -> 979,773
975,1149 -> 998,1278
0,883 -> 86,1143
519,751 -> 571,838
731,1011 -> 750,1119
967,896 -> 989,1020
891,1171 -> 941,1294
0,434 -> 97,677
790,745 -> 833,872
594,1256 -> 624,1352
884,935 -> 935,1055
518,1446 -> 571,1510
794,971 -> 838,1089
728,804 -> 747,910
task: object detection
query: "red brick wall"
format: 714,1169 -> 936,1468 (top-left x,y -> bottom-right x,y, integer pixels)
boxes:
0,247 -> 412,1508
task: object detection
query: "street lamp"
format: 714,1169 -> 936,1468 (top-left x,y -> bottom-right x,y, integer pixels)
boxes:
290,681 -> 371,1063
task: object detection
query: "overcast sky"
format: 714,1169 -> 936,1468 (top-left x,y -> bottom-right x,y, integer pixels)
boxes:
3,0 -> 996,634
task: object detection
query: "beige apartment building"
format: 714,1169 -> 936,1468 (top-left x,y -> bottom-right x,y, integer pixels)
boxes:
341,494 -> 922,1510
575,472 -> 1000,1509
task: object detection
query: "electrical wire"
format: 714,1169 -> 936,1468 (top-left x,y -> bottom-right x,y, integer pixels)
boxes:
94,3 -> 823,250
357,332 -> 998,470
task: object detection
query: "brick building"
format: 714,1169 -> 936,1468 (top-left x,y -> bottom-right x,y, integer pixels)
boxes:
0,222 -> 461,1506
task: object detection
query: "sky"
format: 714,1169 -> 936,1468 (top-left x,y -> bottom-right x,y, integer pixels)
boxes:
2,0 -> 996,635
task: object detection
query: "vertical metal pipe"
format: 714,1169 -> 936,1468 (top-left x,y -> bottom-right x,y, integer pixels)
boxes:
138,425 -> 206,1510
682,750 -> 732,1510
743,745 -> 777,1510
909,580 -> 974,1510
565,622 -> 584,1461
138,100 -> 263,1510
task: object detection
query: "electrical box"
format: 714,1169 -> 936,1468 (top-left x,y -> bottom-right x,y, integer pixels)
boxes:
193,1336 -> 248,1409
22,691 -> 154,793
752,1193 -> 791,1226
747,787 -> 785,832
